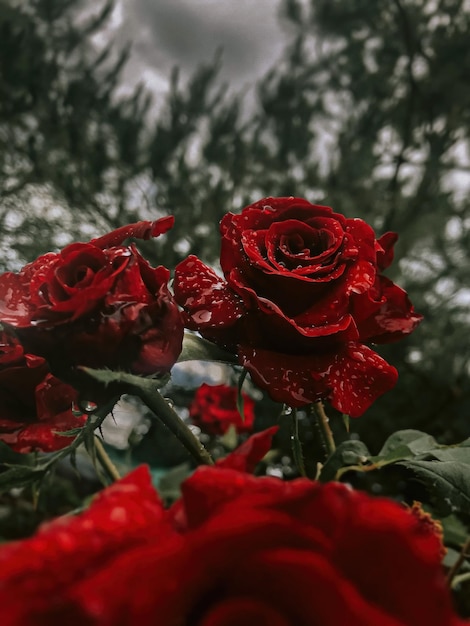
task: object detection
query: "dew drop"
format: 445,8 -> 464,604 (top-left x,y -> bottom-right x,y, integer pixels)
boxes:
192,310 -> 212,323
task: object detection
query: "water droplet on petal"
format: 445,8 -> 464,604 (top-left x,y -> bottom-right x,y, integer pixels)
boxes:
192,310 -> 212,323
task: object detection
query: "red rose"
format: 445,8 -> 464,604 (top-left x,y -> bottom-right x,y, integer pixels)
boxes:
0,459 -> 463,626
0,218 -> 183,375
174,197 -> 422,416
189,383 -> 256,435
0,329 -> 86,452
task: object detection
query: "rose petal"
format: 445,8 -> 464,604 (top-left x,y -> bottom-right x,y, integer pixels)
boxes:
353,276 -> 423,343
344,218 -> 377,266
376,232 -> 398,271
217,426 -> 279,472
327,343 -> 398,416
90,216 -> 174,249
238,342 -> 397,416
238,346 -> 330,407
0,272 -> 35,326
6,409 -> 86,454
228,269 -> 356,342
174,256 -> 244,329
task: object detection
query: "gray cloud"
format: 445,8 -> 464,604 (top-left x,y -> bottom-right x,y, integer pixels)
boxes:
111,0 -> 287,96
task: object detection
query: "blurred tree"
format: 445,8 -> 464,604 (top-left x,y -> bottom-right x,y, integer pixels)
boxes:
0,0 -> 151,268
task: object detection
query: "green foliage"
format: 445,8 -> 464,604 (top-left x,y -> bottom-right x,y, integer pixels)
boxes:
319,428 -> 470,524
0,0 -> 150,267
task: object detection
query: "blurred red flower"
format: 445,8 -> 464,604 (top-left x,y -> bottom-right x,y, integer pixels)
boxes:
189,383 -> 255,435
0,430 -> 462,626
0,329 -> 85,453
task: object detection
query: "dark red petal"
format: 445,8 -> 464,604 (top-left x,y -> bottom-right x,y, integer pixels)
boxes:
90,216 -> 174,249
353,276 -> 423,344
267,218 -> 344,267
376,232 -> 398,271
238,342 -> 397,416
344,218 -> 377,266
217,426 -> 279,472
0,468 -> 167,624
238,346 -> 330,407
220,199 -> 337,277
174,256 -> 244,328
327,343 -> 398,417
240,196 -> 325,216
6,409 -> 86,454
0,272 -> 35,326
345,260 -> 376,295
228,270 -> 356,340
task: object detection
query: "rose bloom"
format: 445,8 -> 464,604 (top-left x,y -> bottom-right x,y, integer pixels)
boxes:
0,218 -> 183,376
189,383 -> 256,435
174,197 -> 422,416
0,329 -> 86,452
0,432 -> 463,626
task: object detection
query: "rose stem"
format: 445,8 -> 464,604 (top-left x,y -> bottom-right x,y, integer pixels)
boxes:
94,435 -> 121,482
311,401 -> 336,458
446,536 -> 470,586
138,386 -> 215,466
288,408 -> 307,478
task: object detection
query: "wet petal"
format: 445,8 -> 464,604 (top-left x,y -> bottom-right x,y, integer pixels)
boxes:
7,408 -> 86,454
0,272 -> 35,326
90,216 -> 174,249
376,232 -> 398,271
174,256 -> 244,329
238,346 -> 330,407
228,269 -> 356,340
353,277 -> 423,343
345,260 -> 376,295
345,218 -> 377,266
238,343 -> 397,416
328,343 -> 398,417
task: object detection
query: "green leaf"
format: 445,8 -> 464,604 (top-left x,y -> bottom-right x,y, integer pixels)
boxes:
52,427 -> 84,438
441,514 -> 469,548
78,367 -> 169,390
426,447 -> 470,463
399,460 -> 470,516
378,429 -> 439,457
177,333 -> 237,364
157,462 -> 192,503
219,424 -> 238,450
319,440 -> 371,482
0,465 -> 46,492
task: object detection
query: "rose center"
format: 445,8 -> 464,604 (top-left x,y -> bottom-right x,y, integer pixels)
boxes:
291,230 -> 331,257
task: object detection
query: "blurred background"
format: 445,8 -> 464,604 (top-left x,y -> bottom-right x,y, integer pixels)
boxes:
1,0 -> 469,458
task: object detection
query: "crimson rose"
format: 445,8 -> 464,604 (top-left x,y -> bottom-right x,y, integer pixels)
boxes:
0,329 -> 86,452
189,383 -> 256,435
174,197 -> 422,416
0,455 -> 462,625
0,218 -> 183,376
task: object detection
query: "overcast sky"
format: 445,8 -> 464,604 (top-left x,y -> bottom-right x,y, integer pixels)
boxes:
103,0 -> 290,104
